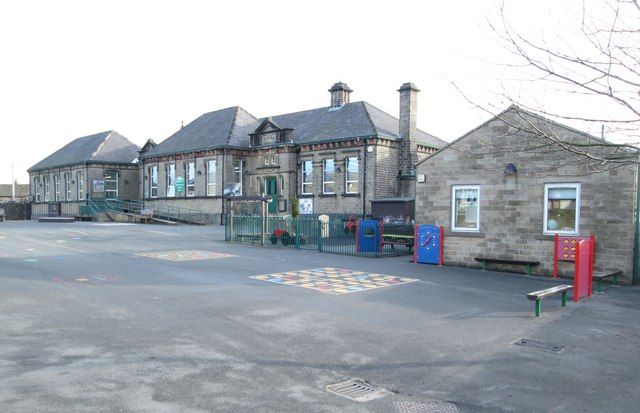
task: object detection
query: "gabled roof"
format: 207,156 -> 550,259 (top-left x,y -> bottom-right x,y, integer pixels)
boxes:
145,101 -> 446,158
141,106 -> 259,158
261,101 -> 446,148
415,104 -> 636,167
28,131 -> 139,172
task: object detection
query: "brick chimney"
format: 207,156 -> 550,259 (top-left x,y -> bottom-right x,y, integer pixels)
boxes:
329,82 -> 352,108
398,82 -> 419,175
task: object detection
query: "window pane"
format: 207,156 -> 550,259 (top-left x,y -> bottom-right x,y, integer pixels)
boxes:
546,186 -> 577,232
323,160 -> 334,182
548,188 -> 576,200
186,162 -> 195,196
346,157 -> 358,193
207,160 -> 217,196
167,164 -> 175,197
454,188 -> 478,229
233,160 -> 243,195
302,160 -> 313,194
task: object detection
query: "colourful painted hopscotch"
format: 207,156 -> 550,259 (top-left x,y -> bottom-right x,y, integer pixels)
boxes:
250,267 -> 418,295
135,250 -> 237,261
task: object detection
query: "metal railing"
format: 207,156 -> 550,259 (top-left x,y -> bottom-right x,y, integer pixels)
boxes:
226,215 -> 413,258
82,198 -> 214,225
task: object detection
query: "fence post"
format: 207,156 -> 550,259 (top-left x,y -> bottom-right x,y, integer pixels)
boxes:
318,220 -> 323,252
295,218 -> 301,250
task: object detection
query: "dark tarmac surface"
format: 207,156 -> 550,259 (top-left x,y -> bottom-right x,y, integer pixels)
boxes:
0,221 -> 638,412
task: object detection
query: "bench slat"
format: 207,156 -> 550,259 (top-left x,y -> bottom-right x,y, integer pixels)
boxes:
592,271 -> 622,280
527,285 -> 573,301
475,257 -> 540,266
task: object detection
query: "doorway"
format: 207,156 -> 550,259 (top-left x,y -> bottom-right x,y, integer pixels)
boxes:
265,177 -> 277,214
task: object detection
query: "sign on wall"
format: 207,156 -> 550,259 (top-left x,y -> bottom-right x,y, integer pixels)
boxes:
175,176 -> 185,193
299,198 -> 313,215
92,180 -> 105,193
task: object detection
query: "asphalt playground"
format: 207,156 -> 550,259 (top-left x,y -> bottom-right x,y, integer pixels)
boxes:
0,221 -> 638,412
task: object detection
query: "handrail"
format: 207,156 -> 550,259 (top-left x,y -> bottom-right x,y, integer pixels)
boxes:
85,197 -> 211,224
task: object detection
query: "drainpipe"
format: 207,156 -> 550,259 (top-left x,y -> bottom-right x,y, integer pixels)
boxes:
361,140 -> 368,219
141,161 -> 145,207
633,161 -> 639,284
220,148 -> 226,225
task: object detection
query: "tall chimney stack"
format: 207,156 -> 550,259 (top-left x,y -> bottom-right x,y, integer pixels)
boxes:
398,82 -> 419,174
329,82 -> 352,108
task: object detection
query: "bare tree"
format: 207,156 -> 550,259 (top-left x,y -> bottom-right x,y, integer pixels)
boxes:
464,0 -> 640,168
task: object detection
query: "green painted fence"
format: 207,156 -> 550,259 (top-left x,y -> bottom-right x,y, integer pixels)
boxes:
225,215 -> 413,258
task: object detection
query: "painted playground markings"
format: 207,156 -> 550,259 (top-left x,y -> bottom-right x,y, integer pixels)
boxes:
134,250 -> 238,261
53,275 -> 120,284
250,267 -> 418,295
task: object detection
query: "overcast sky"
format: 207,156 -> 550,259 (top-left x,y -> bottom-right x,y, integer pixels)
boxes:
0,0 -> 624,183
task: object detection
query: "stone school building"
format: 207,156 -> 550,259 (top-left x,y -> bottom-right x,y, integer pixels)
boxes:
414,106 -> 639,284
138,82 -> 445,220
28,131 -> 140,218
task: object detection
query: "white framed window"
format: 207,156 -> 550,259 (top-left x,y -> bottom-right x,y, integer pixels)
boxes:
301,160 -> 313,195
64,173 -> 71,200
34,176 -> 41,202
54,174 -> 60,201
271,155 -> 276,165
451,185 -> 480,232
280,176 -> 285,195
104,170 -> 119,199
186,161 -> 195,197
264,157 -> 270,166
322,159 -> 335,194
543,183 -> 580,235
150,166 -> 158,198
77,171 -> 84,200
233,159 -> 243,195
44,176 -> 50,201
166,164 -> 175,197
345,156 -> 359,193
206,160 -> 217,196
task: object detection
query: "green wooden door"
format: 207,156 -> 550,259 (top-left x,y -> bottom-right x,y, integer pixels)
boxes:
266,177 -> 277,214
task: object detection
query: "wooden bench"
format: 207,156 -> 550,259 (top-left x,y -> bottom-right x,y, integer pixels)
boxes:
527,285 -> 573,317
593,271 -> 622,293
382,234 -> 414,250
475,257 -> 540,275
237,233 -> 261,243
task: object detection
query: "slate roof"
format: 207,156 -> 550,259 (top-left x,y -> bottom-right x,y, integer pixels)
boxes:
29,131 -> 139,172
141,107 -> 259,158
144,101 -> 445,158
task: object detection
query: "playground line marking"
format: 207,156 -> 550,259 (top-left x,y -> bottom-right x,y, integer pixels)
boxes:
134,250 -> 238,261
250,267 -> 418,295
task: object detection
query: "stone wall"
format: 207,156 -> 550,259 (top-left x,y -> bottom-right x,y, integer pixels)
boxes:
415,108 -> 638,283
297,145 -> 369,216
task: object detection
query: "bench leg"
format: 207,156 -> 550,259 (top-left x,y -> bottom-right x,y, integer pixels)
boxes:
482,261 -> 487,271
526,264 -> 531,275
561,291 -> 567,307
535,299 -> 541,317
596,279 -> 603,293
612,275 -> 618,287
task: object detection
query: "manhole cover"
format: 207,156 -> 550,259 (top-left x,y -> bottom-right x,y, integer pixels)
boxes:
513,338 -> 564,353
394,400 -> 460,413
326,378 -> 392,402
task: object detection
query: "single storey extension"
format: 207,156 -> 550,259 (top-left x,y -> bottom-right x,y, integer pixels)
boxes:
414,106 -> 638,284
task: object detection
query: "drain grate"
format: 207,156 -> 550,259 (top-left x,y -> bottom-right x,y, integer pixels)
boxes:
326,378 -> 392,402
394,400 -> 460,413
513,338 -> 564,353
